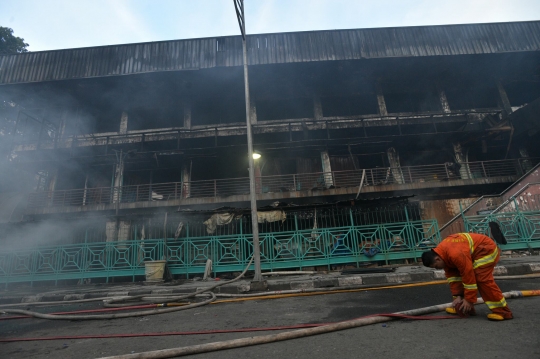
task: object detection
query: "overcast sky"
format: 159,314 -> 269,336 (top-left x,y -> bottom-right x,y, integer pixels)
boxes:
1,0 -> 540,52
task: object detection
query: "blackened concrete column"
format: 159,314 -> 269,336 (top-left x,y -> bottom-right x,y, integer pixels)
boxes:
183,100 -> 192,129
437,85 -> 451,113
376,82 -> 388,116
119,111 -> 128,134
181,162 -> 191,198
497,80 -> 513,116
250,99 -> 257,124
387,147 -> 405,184
113,155 -> 124,203
313,96 -> 323,121
453,142 -> 471,179
320,150 -> 334,188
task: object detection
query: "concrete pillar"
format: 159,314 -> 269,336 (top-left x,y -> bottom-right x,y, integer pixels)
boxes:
313,96 -> 323,121
387,147 -> 405,184
106,221 -> 118,242
497,80 -> 513,115
113,155 -> 124,203
250,99 -> 257,124
453,142 -> 471,179
47,168 -> 58,192
375,82 -> 388,116
181,162 -> 191,198
183,100 -> 192,129
106,220 -> 131,242
119,111 -> 128,134
117,221 -> 131,241
437,85 -> 451,113
320,150 -> 334,188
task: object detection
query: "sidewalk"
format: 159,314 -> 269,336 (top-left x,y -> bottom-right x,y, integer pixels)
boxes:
1,255 -> 539,305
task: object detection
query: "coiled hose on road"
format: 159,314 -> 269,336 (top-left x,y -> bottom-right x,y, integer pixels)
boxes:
0,256 -> 253,320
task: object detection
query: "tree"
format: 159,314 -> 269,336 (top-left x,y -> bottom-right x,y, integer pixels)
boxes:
0,26 -> 29,55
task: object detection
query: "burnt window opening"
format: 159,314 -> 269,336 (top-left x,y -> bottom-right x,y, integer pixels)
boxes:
384,91 -> 441,114
445,85 -> 499,110
257,98 -> 314,121
192,97 -> 245,126
127,105 -> 183,131
504,81 -> 540,107
216,38 -> 226,52
321,95 -> 378,117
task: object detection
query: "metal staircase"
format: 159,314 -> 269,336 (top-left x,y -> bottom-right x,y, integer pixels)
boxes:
440,162 -> 540,238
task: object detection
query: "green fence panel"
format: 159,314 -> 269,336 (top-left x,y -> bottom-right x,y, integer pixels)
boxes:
464,210 -> 540,250
0,219 -> 441,285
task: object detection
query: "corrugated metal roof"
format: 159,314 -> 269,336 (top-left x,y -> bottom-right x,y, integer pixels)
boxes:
1,21 -> 539,85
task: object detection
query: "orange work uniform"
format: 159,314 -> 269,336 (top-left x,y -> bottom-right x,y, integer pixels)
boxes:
434,232 -> 512,319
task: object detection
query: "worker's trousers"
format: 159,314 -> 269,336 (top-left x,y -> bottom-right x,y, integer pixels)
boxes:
458,249 -> 513,319
475,255 -> 513,318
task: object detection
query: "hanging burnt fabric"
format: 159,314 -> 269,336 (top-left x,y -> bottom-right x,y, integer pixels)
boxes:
257,210 -> 286,223
203,213 -> 242,234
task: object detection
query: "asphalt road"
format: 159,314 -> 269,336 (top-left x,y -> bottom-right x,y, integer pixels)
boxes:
1,278 -> 539,359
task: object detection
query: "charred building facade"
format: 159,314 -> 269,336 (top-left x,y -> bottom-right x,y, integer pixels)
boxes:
1,21 -> 540,285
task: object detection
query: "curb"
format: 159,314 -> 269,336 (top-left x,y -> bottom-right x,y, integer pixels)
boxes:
1,263 -> 539,305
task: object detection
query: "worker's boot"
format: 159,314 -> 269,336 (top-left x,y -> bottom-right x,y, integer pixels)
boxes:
487,313 -> 505,321
445,307 -> 458,315
487,312 -> 513,321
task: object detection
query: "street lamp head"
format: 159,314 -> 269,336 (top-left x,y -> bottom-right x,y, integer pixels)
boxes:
252,151 -> 262,160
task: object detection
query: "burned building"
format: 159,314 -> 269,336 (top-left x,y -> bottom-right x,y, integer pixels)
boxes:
1,21 -> 540,285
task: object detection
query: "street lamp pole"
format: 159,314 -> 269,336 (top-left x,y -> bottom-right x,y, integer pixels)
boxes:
234,0 -> 263,282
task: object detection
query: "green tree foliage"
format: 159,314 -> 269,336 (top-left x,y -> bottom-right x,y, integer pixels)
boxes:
0,26 -> 29,55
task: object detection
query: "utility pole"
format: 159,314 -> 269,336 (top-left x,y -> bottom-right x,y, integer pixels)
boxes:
233,0 -> 264,283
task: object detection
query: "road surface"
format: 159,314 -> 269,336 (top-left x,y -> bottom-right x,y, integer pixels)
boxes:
1,278 -> 539,359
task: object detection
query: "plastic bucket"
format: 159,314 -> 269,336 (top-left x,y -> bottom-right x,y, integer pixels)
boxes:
144,260 -> 167,282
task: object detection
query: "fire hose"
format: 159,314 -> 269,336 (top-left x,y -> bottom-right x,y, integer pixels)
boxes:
0,256 -> 252,320
95,289 -> 540,359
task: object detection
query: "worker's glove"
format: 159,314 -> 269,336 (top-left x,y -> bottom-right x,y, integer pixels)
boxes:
454,299 -> 474,318
452,296 -> 463,308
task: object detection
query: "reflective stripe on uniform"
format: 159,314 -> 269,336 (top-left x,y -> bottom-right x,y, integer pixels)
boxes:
462,233 -> 475,255
447,276 -> 462,283
473,247 -> 499,269
463,283 -> 478,290
485,297 -> 508,309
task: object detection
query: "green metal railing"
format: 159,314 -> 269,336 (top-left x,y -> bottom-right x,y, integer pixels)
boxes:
0,219 -> 440,286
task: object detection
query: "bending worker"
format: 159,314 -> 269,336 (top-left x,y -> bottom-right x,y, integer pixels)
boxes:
421,232 -> 512,321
